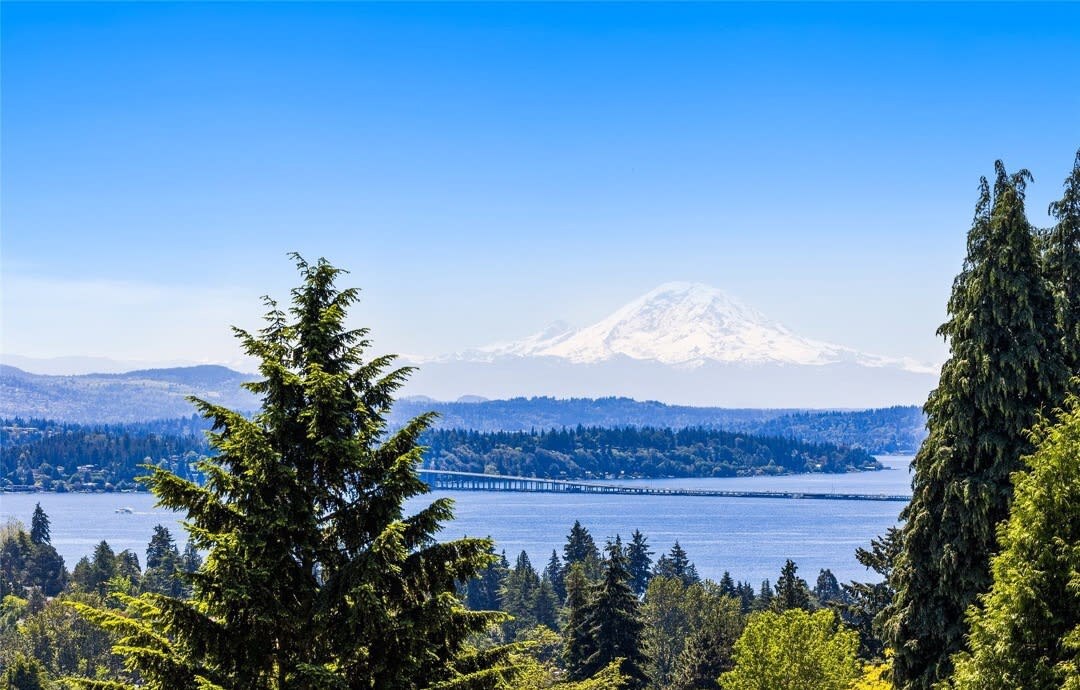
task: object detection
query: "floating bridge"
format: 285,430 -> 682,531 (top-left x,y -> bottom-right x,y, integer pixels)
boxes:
418,469 -> 911,503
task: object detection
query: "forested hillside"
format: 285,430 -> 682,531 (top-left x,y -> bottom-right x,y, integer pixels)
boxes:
422,426 -> 880,478
393,398 -> 927,453
2,417 -> 879,490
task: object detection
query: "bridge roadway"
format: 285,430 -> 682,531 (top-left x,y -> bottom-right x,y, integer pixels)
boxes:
418,469 -> 911,503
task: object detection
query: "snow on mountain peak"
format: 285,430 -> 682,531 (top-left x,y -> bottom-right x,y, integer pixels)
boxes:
465,282 -> 935,373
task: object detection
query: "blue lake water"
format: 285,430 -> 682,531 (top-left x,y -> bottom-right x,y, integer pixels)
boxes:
0,456 -> 911,584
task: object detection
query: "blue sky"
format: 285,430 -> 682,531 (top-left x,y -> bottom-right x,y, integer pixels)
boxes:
3,2 -> 1078,368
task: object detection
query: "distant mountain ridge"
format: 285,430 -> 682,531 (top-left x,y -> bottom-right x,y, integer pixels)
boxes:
0,365 -> 927,452
0,364 -> 259,423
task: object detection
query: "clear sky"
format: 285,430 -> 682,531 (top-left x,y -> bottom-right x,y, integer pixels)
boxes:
3,2 -> 1078,369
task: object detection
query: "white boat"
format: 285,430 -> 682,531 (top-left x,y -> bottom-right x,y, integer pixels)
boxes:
115,507 -> 134,514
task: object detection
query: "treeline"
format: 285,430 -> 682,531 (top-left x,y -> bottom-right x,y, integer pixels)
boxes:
422,426 -> 880,478
393,398 -> 927,453
458,519 -> 892,688
1,417 -> 211,491
1,505 -> 203,685
1,418 -> 880,492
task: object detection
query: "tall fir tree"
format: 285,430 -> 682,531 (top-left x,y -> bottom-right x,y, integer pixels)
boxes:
500,551 -> 541,639
575,539 -> 650,689
626,530 -> 653,597
887,163 -> 1068,689
772,559 -> 812,612
654,542 -> 699,587
564,521 -> 601,579
29,504 -> 50,546
1047,149 -> 1080,382
842,528 -> 901,660
543,550 -> 566,603
70,257 -> 514,689
563,563 -> 596,680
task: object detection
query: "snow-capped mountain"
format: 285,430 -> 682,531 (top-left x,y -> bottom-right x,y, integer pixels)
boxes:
463,282 -> 933,373
404,282 -> 939,408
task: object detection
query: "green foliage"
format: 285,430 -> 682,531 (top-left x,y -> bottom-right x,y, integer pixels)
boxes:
0,516 -> 67,598
570,540 -> 649,689
67,256 -> 515,689
1046,150 -> 1080,381
947,396 -> 1080,689
772,560 -> 811,612
2,653 -> 48,690
562,564 -> 594,678
563,522 -> 600,580
625,531 -> 652,597
0,592 -> 125,682
719,609 -> 859,690
888,161 -> 1068,689
542,551 -> 565,603
390,399 -> 928,455
641,576 -> 690,688
653,542 -> 698,587
642,578 -> 742,690
842,528 -> 900,660
671,593 -> 743,690
422,426 -> 879,479
29,505 -> 49,546
0,417 -> 212,492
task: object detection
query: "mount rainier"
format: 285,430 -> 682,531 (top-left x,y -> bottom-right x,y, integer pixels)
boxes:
404,282 -> 938,407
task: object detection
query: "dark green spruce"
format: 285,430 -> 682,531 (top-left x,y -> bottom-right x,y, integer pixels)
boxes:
887,163 -> 1068,689
69,256 -> 514,689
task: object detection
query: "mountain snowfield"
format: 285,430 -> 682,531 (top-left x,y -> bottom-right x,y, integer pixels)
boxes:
404,282 -> 939,407
450,282 -> 935,373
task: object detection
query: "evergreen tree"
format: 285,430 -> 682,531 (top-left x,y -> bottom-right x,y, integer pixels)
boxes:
543,550 -> 566,603
813,569 -> 843,605
734,582 -> 755,614
842,528 -> 901,660
69,257 -> 514,689
754,580 -> 772,612
501,551 -> 541,639
641,575 -> 690,689
718,572 -> 736,598
532,578 -> 559,632
465,542 -> 508,612
141,526 -> 183,598
671,595 -> 743,690
563,563 -> 596,680
888,162 -> 1068,689
948,395 -> 1080,688
25,542 -> 67,598
3,653 -> 48,690
144,525 -> 178,570
653,542 -> 698,587
73,541 -> 115,597
772,559 -> 811,612
564,521 -> 601,578
626,530 -> 653,596
29,504 -> 50,546
1047,149 -> 1080,381
576,540 -> 650,689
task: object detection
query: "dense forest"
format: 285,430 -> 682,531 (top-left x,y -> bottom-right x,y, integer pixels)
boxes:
392,399 -> 927,454
1,418 -> 880,491
422,426 -> 879,478
0,418 -> 209,491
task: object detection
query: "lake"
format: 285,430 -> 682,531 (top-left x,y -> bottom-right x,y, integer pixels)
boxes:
0,456 -> 911,584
